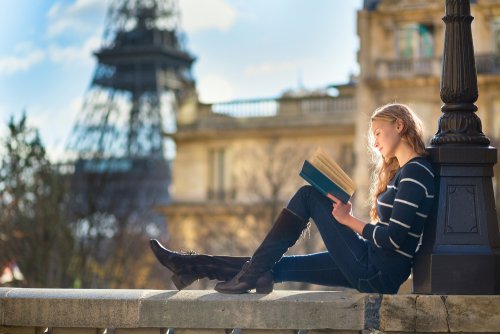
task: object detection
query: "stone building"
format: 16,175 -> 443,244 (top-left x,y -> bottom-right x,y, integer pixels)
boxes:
158,0 -> 500,290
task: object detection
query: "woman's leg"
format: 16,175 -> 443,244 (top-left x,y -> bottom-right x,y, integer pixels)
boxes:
215,185 -> 397,294
214,207 -> 310,294
285,185 -> 397,293
273,252 -> 352,288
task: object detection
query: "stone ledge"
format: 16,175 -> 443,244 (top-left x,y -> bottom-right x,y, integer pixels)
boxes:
380,294 -> 500,332
0,288 -> 499,332
0,289 -> 373,330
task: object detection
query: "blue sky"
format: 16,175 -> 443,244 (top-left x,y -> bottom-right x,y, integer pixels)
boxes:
0,0 -> 362,160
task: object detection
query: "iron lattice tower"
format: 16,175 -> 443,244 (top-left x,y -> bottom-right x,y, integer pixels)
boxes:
70,0 -> 195,158
68,0 -> 195,238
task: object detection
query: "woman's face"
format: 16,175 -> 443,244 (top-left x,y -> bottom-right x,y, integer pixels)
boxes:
371,118 -> 402,159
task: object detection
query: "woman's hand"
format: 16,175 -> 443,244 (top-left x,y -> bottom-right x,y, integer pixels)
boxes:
326,194 -> 352,224
327,193 -> 367,235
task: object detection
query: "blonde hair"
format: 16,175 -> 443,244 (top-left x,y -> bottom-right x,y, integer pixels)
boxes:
368,103 -> 427,222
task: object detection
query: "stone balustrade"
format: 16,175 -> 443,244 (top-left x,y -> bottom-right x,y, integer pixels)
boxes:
375,58 -> 442,79
475,53 -> 500,74
375,54 -> 500,79
200,96 -> 355,119
184,96 -> 356,133
1,288 -> 500,334
211,98 -> 279,118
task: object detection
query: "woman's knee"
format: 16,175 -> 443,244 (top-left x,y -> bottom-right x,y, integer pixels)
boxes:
297,185 -> 329,204
287,186 -> 312,218
297,185 -> 313,196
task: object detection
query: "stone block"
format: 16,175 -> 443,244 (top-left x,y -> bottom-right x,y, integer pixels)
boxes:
52,328 -> 105,334
379,295 -> 416,332
380,295 -> 500,333
308,330 -> 361,334
140,290 -> 368,330
0,328 -> 47,334
241,330 -> 296,334
174,330 -> 227,334
0,327 -> 37,334
415,296 -> 449,332
115,329 -> 163,334
0,289 -> 161,328
445,296 -> 500,332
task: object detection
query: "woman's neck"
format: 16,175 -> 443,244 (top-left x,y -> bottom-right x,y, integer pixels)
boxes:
395,143 -> 421,167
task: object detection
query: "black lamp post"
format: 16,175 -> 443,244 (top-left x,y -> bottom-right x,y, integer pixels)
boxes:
413,0 -> 500,294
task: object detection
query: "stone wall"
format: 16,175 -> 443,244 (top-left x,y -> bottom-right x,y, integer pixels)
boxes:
1,288 -> 499,333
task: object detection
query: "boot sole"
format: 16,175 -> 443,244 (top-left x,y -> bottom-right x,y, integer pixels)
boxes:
214,272 -> 274,294
214,286 -> 250,294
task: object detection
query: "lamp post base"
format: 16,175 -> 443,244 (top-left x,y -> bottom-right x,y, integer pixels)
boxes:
413,250 -> 500,294
412,146 -> 500,295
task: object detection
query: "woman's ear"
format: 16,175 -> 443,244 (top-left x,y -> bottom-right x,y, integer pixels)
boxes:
396,119 -> 404,134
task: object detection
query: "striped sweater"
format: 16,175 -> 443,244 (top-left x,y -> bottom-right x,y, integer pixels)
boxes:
362,157 -> 435,261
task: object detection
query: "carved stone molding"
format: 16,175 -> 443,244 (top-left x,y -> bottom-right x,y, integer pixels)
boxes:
431,111 -> 490,145
378,0 -> 441,11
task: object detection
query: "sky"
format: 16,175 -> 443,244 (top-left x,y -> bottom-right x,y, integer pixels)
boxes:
0,0 -> 363,160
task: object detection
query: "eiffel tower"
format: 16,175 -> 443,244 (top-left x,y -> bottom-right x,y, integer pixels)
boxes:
67,0 -> 195,241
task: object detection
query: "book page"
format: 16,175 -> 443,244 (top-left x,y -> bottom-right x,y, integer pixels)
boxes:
308,147 -> 356,195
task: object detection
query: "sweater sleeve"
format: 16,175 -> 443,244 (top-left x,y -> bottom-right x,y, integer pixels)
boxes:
362,164 -> 434,250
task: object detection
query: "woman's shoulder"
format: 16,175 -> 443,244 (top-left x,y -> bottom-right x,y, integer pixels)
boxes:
400,156 -> 435,180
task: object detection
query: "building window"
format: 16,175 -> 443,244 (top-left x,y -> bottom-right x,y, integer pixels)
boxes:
396,23 -> 434,59
340,143 -> 355,173
208,148 -> 230,200
492,18 -> 500,53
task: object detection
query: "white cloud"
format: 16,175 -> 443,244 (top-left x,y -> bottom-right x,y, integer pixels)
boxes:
244,61 -> 299,77
0,47 -> 45,76
48,36 -> 101,66
46,0 -> 107,38
178,0 -> 238,33
0,25 -> 100,76
47,2 -> 62,19
47,0 -> 237,37
197,74 -> 236,103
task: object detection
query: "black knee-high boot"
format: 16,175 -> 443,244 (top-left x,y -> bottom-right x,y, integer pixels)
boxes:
214,208 -> 308,294
150,239 -> 250,290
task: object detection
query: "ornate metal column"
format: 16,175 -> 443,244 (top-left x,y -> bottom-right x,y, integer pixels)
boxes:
413,0 -> 500,294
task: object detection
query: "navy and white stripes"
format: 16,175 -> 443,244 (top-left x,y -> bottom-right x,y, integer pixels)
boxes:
362,157 -> 435,260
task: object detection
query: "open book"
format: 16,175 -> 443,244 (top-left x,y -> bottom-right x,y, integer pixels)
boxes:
299,148 -> 356,204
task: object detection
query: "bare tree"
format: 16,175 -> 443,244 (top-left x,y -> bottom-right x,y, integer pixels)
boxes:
231,138 -> 347,290
233,137 -> 309,223
68,158 -> 169,288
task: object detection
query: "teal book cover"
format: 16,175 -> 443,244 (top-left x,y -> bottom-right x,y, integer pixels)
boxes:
299,160 -> 352,204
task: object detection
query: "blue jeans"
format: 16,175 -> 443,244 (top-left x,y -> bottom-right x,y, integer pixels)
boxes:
271,185 -> 400,294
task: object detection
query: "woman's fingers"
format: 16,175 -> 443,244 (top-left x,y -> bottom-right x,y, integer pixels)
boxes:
327,193 -> 338,203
